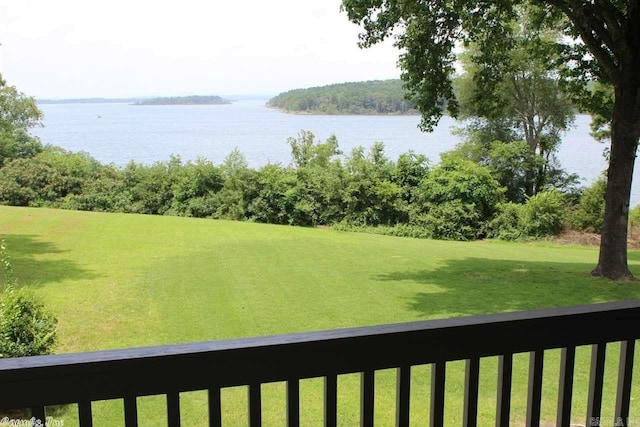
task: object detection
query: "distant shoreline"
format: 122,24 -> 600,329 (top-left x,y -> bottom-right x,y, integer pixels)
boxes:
133,95 -> 232,106
37,97 -> 143,105
37,95 -> 237,105
266,105 -> 420,116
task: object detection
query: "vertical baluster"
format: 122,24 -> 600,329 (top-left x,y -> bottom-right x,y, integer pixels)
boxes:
248,383 -> 262,427
586,343 -> 606,427
78,401 -> 93,427
396,365 -> 411,427
31,406 -> 46,426
124,396 -> 138,427
496,353 -> 513,427
361,370 -> 375,427
208,386 -> 222,427
614,340 -> 635,427
430,361 -> 446,427
287,379 -> 300,427
324,374 -> 338,427
556,346 -> 576,427
167,392 -> 181,427
526,350 -> 544,427
463,358 -> 480,427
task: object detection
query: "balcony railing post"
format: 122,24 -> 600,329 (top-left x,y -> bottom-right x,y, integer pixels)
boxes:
248,383 -> 262,427
78,401 -> 93,427
167,392 -> 181,427
526,350 -> 544,427
360,370 -> 375,427
463,357 -> 480,427
614,339 -> 636,427
286,379 -> 300,427
395,365 -> 411,427
496,353 -> 513,427
556,346 -> 576,427
124,395 -> 138,427
430,361 -> 446,427
586,343 -> 607,427
324,374 -> 338,427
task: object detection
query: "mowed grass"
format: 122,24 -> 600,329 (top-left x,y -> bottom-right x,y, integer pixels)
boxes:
1,205 -> 640,426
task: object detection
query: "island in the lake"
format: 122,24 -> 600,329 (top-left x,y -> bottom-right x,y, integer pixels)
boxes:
133,95 -> 233,106
267,79 -> 417,115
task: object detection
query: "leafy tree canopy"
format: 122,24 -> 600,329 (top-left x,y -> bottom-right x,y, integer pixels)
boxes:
0,75 -> 43,167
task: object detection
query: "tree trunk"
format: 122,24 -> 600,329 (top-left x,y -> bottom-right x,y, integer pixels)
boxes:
591,87 -> 640,280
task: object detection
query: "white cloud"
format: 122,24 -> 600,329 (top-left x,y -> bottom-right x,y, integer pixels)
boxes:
0,0 -> 400,98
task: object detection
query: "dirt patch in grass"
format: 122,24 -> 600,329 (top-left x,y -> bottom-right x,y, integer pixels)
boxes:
553,228 -> 640,249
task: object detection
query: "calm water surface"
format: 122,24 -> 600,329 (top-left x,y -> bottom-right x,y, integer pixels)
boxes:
34,98 -> 635,205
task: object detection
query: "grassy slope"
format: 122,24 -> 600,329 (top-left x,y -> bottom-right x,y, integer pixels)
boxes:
1,206 -> 639,426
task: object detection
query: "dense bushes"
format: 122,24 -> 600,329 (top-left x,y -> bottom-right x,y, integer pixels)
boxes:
0,128 -> 610,242
0,241 -> 57,358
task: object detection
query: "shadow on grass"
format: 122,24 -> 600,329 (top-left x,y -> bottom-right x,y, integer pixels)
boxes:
1,234 -> 99,287
376,257 -> 640,319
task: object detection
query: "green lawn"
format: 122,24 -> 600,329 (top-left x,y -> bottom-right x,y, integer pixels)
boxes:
1,205 -> 639,426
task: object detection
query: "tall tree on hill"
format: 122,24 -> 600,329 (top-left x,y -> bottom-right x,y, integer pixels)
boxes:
342,0 -> 640,280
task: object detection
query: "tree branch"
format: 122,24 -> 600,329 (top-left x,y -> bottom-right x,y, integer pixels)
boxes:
544,0 -> 621,82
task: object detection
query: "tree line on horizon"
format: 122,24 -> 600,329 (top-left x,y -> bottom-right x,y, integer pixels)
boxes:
268,80 -> 416,115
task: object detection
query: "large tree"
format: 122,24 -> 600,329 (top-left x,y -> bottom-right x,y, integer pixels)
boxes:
342,0 -> 640,280
455,8 -> 576,200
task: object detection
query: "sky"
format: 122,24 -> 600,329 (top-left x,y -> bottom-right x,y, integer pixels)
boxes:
0,0 -> 402,99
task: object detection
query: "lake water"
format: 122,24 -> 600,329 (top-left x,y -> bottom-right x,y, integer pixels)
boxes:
33,98 -> 637,205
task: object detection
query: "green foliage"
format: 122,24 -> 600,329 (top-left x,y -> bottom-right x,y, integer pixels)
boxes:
570,177 -> 606,233
169,158 -> 223,218
0,285 -> 57,358
629,205 -> 640,229
0,240 -> 57,358
0,240 -> 14,286
332,222 -> 433,239
0,75 -> 43,167
417,200 -> 485,241
0,129 -> 43,168
123,157 -> 182,215
268,80 -> 415,115
249,164 -> 297,225
0,147 -> 107,207
519,190 -> 566,238
487,191 -> 568,240
212,149 -> 258,221
487,203 -> 523,240
414,156 -> 504,240
0,124 -> 585,242
342,143 -> 408,226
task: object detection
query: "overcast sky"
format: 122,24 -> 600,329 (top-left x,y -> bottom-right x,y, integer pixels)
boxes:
0,0 -> 401,99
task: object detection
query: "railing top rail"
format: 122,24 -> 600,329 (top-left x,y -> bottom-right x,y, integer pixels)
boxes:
2,299 -> 640,371
1,299 -> 639,408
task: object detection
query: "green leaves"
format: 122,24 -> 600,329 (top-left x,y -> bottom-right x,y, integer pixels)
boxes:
0,285 -> 57,358
0,241 -> 57,358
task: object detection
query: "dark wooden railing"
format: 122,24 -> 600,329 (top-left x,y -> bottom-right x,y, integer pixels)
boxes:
1,300 -> 639,426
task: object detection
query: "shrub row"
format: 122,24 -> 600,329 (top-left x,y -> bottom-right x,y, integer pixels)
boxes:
0,130 -> 610,241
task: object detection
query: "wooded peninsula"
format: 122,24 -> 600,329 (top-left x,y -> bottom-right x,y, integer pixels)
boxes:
133,95 -> 232,106
267,80 -> 416,115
